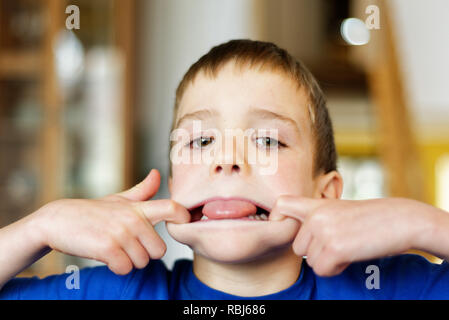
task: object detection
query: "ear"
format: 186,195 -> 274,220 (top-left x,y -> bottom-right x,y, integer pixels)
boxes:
314,170 -> 343,199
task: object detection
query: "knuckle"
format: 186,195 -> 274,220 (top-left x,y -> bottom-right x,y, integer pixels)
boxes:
152,242 -> 167,259
166,200 -> 179,214
113,224 -> 129,241
314,263 -> 333,277
135,254 -> 150,269
320,225 -> 335,240
124,211 -> 142,228
100,238 -> 119,257
113,259 -> 133,275
165,200 -> 189,222
325,240 -> 345,260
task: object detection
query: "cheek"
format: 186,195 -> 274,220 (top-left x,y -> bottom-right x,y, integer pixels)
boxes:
170,163 -> 206,196
263,153 -> 315,197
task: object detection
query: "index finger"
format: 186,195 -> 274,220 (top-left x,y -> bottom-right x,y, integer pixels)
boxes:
134,199 -> 191,225
269,196 -> 323,222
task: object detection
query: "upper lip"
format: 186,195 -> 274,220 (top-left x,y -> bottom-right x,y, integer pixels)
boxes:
187,196 -> 271,213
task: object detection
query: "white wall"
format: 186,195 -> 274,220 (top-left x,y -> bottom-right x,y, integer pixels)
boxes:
390,0 -> 449,139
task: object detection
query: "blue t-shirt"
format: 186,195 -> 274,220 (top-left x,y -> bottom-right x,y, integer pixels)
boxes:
1,254 -> 449,299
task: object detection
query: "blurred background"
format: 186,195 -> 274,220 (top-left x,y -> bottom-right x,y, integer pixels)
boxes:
0,0 -> 448,276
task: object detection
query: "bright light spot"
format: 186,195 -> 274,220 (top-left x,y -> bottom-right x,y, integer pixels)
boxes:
338,157 -> 385,200
54,30 -> 84,88
340,18 -> 370,46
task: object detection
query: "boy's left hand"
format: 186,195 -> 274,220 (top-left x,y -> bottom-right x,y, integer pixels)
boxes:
269,196 -> 441,277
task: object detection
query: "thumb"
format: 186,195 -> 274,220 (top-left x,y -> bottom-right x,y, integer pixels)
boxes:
269,196 -> 322,222
118,169 -> 161,201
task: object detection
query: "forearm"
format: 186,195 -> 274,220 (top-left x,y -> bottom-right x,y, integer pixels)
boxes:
0,205 -> 51,290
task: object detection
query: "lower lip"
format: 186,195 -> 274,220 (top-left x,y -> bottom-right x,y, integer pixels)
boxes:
191,217 -> 268,223
179,219 -> 272,231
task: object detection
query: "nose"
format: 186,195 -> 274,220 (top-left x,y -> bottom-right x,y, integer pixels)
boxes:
210,135 -> 250,177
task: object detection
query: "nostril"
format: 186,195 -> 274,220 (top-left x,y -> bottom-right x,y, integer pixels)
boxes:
213,164 -> 241,174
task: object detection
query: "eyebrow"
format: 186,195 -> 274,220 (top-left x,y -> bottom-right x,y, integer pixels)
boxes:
248,108 -> 302,135
175,109 -> 218,128
175,107 -> 302,136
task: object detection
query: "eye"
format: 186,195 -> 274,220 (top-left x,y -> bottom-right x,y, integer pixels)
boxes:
190,136 -> 215,149
254,137 -> 285,148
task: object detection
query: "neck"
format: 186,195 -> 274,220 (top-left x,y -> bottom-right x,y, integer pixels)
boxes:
192,247 -> 302,297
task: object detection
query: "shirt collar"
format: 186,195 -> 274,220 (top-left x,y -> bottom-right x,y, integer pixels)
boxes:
177,258 -> 315,300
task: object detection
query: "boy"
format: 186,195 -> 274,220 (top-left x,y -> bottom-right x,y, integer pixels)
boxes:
1,39 -> 449,299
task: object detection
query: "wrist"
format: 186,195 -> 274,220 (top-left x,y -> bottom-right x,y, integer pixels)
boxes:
410,200 -> 447,254
25,201 -> 60,250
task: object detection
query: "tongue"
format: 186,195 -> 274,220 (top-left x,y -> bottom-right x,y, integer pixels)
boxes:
202,200 -> 257,219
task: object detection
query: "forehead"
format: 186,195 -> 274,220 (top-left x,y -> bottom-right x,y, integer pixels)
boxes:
176,61 -> 311,127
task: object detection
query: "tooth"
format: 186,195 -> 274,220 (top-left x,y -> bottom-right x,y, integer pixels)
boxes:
255,215 -> 261,220
201,215 -> 208,220
248,215 -> 255,220
260,213 -> 267,220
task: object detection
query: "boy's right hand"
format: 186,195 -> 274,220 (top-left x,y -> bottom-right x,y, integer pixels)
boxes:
33,169 -> 190,275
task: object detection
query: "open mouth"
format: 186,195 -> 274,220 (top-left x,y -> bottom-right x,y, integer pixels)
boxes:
188,198 -> 270,223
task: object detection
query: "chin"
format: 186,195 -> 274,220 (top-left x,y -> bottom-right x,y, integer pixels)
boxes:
166,218 -> 300,264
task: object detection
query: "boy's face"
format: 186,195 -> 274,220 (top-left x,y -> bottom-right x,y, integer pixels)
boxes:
167,61 -> 321,263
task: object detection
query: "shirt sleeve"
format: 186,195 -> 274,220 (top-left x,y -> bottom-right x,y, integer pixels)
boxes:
379,254 -> 449,299
312,253 -> 449,299
0,260 -> 170,300
0,265 -> 131,300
